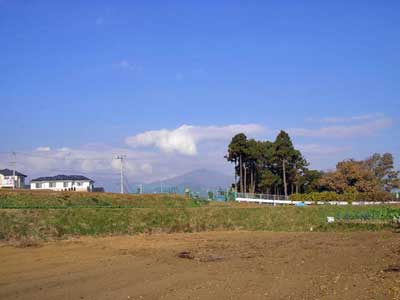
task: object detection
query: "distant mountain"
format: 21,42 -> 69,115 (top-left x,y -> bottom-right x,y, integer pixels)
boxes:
142,169 -> 234,194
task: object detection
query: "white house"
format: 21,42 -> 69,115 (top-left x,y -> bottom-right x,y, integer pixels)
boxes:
0,169 -> 27,189
30,175 -> 94,192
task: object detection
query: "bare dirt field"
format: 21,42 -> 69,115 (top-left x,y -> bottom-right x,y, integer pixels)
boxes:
0,231 -> 399,300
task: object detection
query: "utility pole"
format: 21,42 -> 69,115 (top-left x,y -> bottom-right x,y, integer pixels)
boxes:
11,151 -> 16,189
139,184 -> 143,194
282,159 -> 287,199
116,155 -> 125,194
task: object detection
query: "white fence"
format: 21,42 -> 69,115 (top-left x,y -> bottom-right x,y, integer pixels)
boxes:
236,193 -> 399,206
237,193 -> 290,201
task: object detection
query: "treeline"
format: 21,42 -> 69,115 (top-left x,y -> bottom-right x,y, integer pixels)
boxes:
226,131 -> 399,195
318,153 -> 399,193
226,131 -> 313,195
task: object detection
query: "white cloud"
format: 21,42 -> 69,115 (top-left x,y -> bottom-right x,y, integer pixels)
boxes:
16,146 -> 154,179
297,144 -> 349,155
288,116 -> 392,138
36,147 -> 51,152
113,60 -> 138,71
306,113 -> 384,123
141,163 -> 153,174
125,124 -> 265,156
2,118 -> 394,192
0,141 -> 233,192
117,60 -> 130,68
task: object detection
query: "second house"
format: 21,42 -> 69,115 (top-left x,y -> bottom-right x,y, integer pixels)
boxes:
30,175 -> 94,192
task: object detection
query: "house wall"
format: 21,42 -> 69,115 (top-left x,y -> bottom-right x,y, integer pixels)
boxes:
0,175 -> 25,189
16,176 -> 25,188
30,180 -> 93,192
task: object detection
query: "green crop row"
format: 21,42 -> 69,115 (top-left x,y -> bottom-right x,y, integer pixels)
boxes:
334,207 -> 400,220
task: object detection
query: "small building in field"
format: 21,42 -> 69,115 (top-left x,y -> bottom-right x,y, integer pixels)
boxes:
30,175 -> 94,192
92,187 -> 105,193
0,169 -> 27,189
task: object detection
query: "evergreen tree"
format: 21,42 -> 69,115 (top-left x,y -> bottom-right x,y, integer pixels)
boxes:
226,133 -> 248,192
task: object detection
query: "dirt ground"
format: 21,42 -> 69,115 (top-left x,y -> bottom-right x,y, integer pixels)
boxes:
0,232 -> 399,300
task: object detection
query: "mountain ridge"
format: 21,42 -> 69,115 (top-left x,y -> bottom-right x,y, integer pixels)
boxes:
143,169 -> 234,193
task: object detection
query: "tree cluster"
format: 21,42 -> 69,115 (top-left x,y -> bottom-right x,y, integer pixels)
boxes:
226,132 -> 399,196
226,131 -> 319,196
317,153 -> 399,193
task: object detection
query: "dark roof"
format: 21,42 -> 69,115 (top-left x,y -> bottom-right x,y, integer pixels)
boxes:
0,168 -> 27,177
31,175 -> 94,182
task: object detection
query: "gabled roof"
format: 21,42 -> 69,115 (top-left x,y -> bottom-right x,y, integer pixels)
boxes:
31,175 -> 94,182
0,169 -> 27,177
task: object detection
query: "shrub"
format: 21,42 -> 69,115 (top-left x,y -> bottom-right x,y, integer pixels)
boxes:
355,191 -> 395,202
290,191 -> 396,203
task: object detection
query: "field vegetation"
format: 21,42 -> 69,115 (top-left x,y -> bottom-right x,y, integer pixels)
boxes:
1,190 -> 399,242
0,190 -> 205,209
290,190 -> 397,202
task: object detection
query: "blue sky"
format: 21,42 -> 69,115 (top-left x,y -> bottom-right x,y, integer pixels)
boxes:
0,1 -> 399,190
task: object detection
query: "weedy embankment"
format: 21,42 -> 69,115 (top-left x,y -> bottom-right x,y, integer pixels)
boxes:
0,190 -> 399,242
